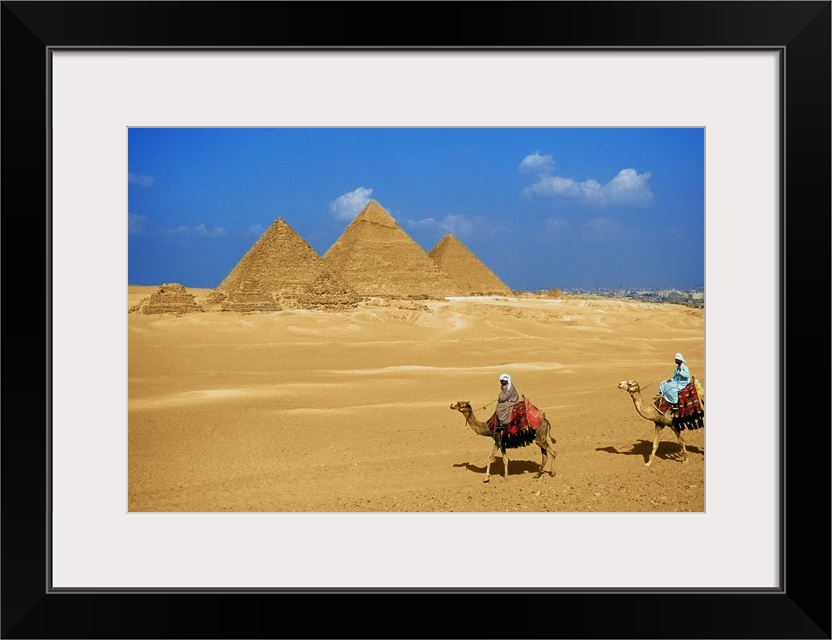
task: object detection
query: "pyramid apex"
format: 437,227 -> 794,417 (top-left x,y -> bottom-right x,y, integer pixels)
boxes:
216,215 -> 323,297
352,199 -> 397,227
430,233 -> 463,255
360,199 -> 386,212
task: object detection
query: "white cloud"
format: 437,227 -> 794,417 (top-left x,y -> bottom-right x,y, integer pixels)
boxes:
606,168 -> 653,203
525,175 -> 583,198
519,151 -> 555,175
128,212 -> 148,234
408,217 -> 438,228
580,179 -> 605,202
128,172 -> 154,187
192,224 -> 225,238
330,187 -> 373,221
407,213 -> 475,236
166,224 -> 225,238
523,168 -> 653,206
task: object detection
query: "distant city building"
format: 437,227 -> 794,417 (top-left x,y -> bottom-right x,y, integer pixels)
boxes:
554,287 -> 704,308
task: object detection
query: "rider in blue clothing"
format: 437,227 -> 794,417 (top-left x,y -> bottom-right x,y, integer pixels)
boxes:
659,352 -> 690,407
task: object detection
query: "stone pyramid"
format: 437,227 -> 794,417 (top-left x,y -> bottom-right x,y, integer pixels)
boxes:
216,217 -> 351,308
322,200 -> 463,299
296,270 -> 362,311
129,283 -> 202,315
220,278 -> 282,313
428,234 -> 512,296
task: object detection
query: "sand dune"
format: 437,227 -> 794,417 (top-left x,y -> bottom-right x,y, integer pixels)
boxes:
128,286 -> 705,513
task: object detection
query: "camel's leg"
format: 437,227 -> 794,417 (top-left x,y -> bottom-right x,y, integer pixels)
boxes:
501,448 -> 510,480
544,431 -> 557,477
544,451 -> 553,477
536,448 -> 547,478
484,443 -> 498,483
544,448 -> 557,477
646,425 -> 662,467
675,428 -> 689,464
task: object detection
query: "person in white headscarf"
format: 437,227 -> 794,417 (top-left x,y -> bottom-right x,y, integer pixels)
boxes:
496,373 -> 520,429
659,353 -> 691,406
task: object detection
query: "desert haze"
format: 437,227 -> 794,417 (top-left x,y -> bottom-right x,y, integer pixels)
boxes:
128,286 -> 705,513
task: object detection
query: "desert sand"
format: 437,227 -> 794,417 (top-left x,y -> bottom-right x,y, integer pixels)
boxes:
128,286 -> 705,513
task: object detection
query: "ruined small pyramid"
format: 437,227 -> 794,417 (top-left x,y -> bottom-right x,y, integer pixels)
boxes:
428,234 -> 512,295
296,270 -> 362,311
322,200 -> 463,299
220,278 -> 282,313
215,218 -> 325,306
129,283 -> 202,315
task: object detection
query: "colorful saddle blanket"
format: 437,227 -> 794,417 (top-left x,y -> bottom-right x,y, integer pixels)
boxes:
655,378 -> 705,431
486,399 -> 546,449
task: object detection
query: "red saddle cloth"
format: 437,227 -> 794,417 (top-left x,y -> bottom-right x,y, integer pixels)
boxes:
525,400 -> 547,429
486,399 -> 546,448
655,379 -> 705,430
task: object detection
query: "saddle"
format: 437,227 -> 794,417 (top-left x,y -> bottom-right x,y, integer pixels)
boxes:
654,378 -> 705,430
486,398 -> 546,449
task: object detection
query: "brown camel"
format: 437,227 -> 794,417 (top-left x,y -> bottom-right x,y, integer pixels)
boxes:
450,400 -> 556,483
617,379 -> 696,467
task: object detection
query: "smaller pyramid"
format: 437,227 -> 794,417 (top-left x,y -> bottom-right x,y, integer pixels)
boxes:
216,218 -> 325,305
322,200 -> 463,299
296,270 -> 362,311
428,234 -> 512,295
129,283 -> 202,315
220,279 -> 282,313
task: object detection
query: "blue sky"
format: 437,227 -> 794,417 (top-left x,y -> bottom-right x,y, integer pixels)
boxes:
128,127 -> 704,291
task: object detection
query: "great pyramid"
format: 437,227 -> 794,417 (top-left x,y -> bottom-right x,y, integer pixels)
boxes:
216,217 -> 356,309
428,234 -> 513,296
322,200 -> 463,299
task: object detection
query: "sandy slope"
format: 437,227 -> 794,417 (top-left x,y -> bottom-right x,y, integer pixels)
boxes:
128,287 -> 705,512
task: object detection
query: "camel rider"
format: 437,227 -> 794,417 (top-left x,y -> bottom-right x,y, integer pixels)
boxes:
496,373 -> 520,431
659,353 -> 690,408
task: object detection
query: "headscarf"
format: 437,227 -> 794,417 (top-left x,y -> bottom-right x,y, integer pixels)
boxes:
499,373 -> 512,392
675,353 -> 685,363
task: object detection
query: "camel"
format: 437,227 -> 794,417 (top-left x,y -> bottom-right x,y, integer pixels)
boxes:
450,400 -> 556,483
617,379 -> 697,467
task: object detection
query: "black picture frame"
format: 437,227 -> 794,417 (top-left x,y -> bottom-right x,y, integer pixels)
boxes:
2,2 -> 829,638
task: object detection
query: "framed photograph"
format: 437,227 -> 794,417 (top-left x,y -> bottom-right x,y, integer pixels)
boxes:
3,2 -> 829,638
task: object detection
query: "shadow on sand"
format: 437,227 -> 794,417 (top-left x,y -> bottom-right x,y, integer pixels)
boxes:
453,459 -> 544,477
597,440 -> 704,464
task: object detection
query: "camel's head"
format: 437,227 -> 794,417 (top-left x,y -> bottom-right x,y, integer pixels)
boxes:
618,380 -> 640,394
450,401 -> 471,411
